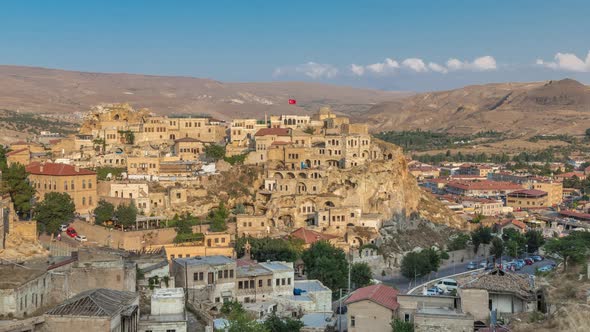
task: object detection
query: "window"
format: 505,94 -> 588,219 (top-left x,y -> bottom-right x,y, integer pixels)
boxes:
239,281 -> 243,289
281,278 -> 286,285
288,278 -> 291,285
351,316 -> 356,327
193,273 -> 199,281
230,270 -> 234,278
267,279 -> 271,287
224,270 -> 228,278
82,197 -> 86,206
244,281 -> 249,289
276,279 -> 280,286
404,313 -> 410,322
88,180 -> 92,188
221,237 -> 226,243
166,330 -> 176,332
199,272 -> 204,281
218,270 -> 223,279
71,180 -> 75,190
178,254 -> 182,258
215,297 -> 220,303
259,279 -> 263,287
64,181 -> 68,190
250,280 -> 255,288
170,254 -> 175,259
82,180 -> 86,189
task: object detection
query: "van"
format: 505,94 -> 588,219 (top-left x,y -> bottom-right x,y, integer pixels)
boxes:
435,278 -> 458,292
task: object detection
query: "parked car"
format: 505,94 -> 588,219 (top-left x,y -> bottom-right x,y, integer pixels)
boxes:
537,265 -> 554,272
426,287 -> 443,296
484,263 -> 494,270
516,259 -> 526,267
66,227 -> 77,238
524,258 -> 534,265
435,279 -> 458,293
467,261 -> 477,270
531,255 -> 543,262
59,224 -> 69,232
479,262 -> 488,268
75,235 -> 87,242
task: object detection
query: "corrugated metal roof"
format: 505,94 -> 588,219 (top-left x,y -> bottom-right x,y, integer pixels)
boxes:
46,288 -> 137,317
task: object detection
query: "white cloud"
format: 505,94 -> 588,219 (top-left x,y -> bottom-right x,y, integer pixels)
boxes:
365,58 -> 399,74
428,62 -> 448,74
402,58 -> 428,72
350,64 -> 365,76
446,56 -> 497,71
273,62 -> 339,79
349,55 -> 496,76
536,51 -> 590,72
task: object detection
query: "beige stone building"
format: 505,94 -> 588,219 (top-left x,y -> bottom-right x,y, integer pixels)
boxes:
506,189 -> 548,209
173,137 -> 204,161
526,180 -> 563,206
345,284 -> 399,332
26,162 -> 97,214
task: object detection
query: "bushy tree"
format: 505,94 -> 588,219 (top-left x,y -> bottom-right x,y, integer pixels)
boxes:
115,203 -> 137,228
350,262 -> 373,289
209,202 -> 229,232
490,237 -> 504,262
236,236 -> 304,262
447,233 -> 470,251
391,318 -> 414,332
204,144 -> 226,161
544,231 -> 590,271
400,248 -> 445,279
525,229 -> 545,253
34,192 -> 75,235
1,163 -> 35,218
302,241 -> 348,293
263,312 -> 303,332
94,199 -> 115,225
221,300 -> 269,332
471,226 -> 493,253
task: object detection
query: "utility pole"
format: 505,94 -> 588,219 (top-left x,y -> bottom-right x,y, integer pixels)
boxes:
347,249 -> 352,294
338,288 -> 342,332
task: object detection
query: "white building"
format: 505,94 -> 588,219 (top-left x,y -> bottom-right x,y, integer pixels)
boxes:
139,288 -> 187,332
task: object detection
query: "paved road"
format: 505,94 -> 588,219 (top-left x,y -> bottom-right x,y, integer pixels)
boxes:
382,256 -> 555,293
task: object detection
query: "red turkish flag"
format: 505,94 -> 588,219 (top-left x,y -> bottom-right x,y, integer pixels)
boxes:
288,99 -> 297,105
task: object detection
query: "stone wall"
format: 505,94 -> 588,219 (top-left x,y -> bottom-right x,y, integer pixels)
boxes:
71,220 -> 176,251
414,313 -> 474,332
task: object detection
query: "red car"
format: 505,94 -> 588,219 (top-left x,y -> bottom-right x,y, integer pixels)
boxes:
524,258 -> 534,265
66,227 -> 77,238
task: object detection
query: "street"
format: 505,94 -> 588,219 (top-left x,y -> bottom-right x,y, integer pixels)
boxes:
382,256 -> 555,293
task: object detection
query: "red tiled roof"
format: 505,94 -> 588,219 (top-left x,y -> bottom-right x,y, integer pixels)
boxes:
447,180 -> 523,191
497,219 -> 527,230
507,189 -> 548,198
345,284 -> 399,311
270,141 -> 291,146
254,128 -> 291,137
26,163 -> 96,176
290,227 -> 337,244
559,210 -> 590,221
5,148 -> 29,156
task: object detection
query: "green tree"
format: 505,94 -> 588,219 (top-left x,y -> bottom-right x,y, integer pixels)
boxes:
544,232 -> 590,271
236,236 -> 304,262
263,312 -> 304,332
204,144 -> 226,161
400,251 -> 433,279
94,200 -> 115,225
33,192 -> 76,235
525,229 -> 545,254
1,163 -> 35,218
447,233 -> 470,251
303,127 -> 315,135
209,202 -> 229,232
471,226 -> 493,253
585,128 -> 590,138
391,318 -> 414,332
0,145 -> 8,169
302,241 -> 348,294
221,300 -> 269,332
490,237 -> 504,262
115,203 -> 137,228
350,262 -> 373,289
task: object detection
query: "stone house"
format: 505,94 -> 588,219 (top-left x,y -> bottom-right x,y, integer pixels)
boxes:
459,269 -> 539,321
26,162 -> 98,214
506,189 -> 549,209
236,214 -> 269,238
345,284 -> 400,332
173,137 -> 204,161
171,256 -> 236,304
396,294 -> 473,332
138,288 -> 187,332
43,288 -> 139,332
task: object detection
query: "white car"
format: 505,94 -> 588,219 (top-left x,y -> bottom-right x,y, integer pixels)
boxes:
59,224 -> 69,232
435,278 -> 458,293
75,235 -> 87,242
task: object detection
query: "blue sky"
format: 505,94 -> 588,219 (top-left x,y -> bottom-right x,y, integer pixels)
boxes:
1,0 -> 589,91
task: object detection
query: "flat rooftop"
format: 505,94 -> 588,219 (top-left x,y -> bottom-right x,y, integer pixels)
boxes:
259,261 -> 292,272
295,280 -> 330,293
174,255 -> 234,267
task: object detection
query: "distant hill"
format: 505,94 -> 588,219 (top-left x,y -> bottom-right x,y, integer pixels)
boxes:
365,79 -> 590,136
0,65 -> 407,120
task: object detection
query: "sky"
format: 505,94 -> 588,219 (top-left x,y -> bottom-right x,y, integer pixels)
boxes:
1,0 -> 590,91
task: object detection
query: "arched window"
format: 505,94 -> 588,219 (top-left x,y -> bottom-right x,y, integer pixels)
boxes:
88,180 -> 92,189
82,180 -> 86,189
64,181 -> 68,190
71,180 -> 75,190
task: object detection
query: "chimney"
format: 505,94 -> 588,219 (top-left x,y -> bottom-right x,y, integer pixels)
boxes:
40,165 -> 44,173
75,165 -> 80,173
